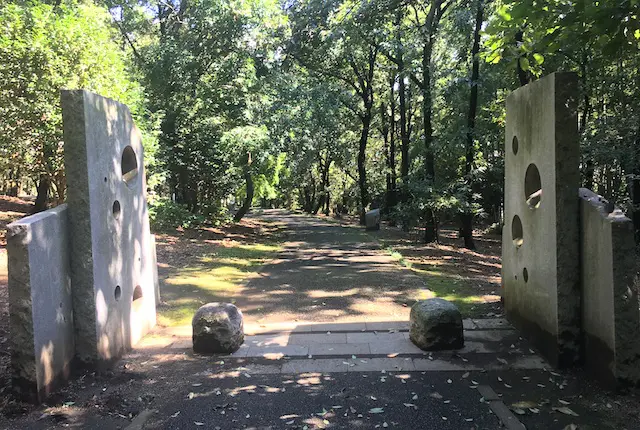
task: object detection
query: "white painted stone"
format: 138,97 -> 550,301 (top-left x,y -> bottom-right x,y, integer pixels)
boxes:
61,90 -> 157,365
7,205 -> 74,401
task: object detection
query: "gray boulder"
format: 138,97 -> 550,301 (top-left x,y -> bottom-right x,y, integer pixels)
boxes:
365,209 -> 381,231
192,303 -> 244,353
409,298 -> 464,350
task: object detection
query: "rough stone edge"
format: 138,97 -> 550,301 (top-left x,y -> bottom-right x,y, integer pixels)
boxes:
553,72 -> 581,368
61,89 -> 98,364
7,221 -> 37,402
580,188 -> 640,387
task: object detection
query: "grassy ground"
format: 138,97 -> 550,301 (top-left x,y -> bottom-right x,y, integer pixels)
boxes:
369,223 -> 503,318
154,216 -> 284,327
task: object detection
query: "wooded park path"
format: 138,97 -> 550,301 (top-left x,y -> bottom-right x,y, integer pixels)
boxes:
1,210 -> 627,429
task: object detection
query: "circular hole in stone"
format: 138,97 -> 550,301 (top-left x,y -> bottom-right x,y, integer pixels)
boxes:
133,285 -> 143,302
511,215 -> 523,247
112,200 -> 121,219
121,145 -> 139,185
512,136 -> 519,155
523,267 -> 529,283
114,285 -> 122,301
525,163 -> 542,209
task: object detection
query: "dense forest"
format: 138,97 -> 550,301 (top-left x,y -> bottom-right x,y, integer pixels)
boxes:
1,0 -> 638,249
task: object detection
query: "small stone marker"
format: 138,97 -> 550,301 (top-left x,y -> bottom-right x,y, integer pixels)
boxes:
365,208 -> 381,231
192,303 -> 244,354
409,298 -> 464,351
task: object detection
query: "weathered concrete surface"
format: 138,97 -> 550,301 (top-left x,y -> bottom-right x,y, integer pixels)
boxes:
409,298 -> 464,351
6,205 -> 74,402
61,90 -> 156,366
580,188 -> 640,387
502,72 -> 581,367
192,303 -> 244,353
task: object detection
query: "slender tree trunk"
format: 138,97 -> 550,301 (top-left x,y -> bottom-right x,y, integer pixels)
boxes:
460,0 -> 483,250
33,174 -> 49,213
396,11 -> 410,186
632,109 -> 640,244
422,38 -> 437,243
389,73 -> 397,211
234,153 -> 253,222
358,112 -> 372,224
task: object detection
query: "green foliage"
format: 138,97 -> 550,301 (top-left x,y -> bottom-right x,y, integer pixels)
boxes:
148,198 -> 207,230
0,0 -> 145,201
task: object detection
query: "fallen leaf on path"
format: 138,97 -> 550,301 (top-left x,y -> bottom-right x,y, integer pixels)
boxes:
171,411 -> 180,418
430,392 -> 443,399
403,403 -> 417,409
553,406 -> 579,416
195,422 -> 204,426
369,408 -> 384,414
558,399 -> 570,405
563,425 -> 578,430
512,408 -> 526,415
462,372 -> 470,379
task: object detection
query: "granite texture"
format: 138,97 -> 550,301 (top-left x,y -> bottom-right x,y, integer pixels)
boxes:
61,89 -> 156,366
580,188 -> 640,387
409,298 -> 464,351
7,205 -> 74,402
502,72 -> 581,367
192,303 -> 244,354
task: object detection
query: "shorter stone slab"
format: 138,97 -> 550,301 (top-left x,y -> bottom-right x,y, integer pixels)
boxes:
464,330 -> 517,342
412,359 -> 476,372
580,188 -> 640,387
471,318 -> 512,330
192,303 -> 244,354
365,209 -> 381,231
246,334 -> 290,347
7,205 -> 74,402
409,298 -> 464,351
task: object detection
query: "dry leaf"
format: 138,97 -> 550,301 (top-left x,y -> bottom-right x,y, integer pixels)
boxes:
553,406 -> 579,416
369,408 -> 384,414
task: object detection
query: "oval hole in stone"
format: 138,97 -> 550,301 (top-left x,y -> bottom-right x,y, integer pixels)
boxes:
114,285 -> 122,301
112,200 -> 121,219
523,267 -> 529,283
525,163 -> 542,209
121,146 -> 139,185
511,215 -> 523,247
512,136 -> 519,155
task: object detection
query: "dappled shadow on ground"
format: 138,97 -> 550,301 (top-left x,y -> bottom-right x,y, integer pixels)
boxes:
372,224 -> 502,318
155,210 -> 426,326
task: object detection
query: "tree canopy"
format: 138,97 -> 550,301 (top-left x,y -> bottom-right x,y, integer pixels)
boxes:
1,0 -> 639,246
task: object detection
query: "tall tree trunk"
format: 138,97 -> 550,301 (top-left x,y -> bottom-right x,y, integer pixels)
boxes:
381,102 -> 392,211
358,112 -> 372,224
422,36 -> 437,243
33,174 -> 49,213
396,11 -> 410,186
460,0 -> 483,250
234,152 -> 254,222
632,107 -> 640,244
389,73 -> 397,211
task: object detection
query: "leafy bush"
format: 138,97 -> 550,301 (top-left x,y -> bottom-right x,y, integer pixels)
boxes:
148,199 -> 206,230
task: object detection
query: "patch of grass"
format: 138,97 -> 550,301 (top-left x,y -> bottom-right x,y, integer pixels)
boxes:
383,246 -> 500,317
158,243 -> 281,326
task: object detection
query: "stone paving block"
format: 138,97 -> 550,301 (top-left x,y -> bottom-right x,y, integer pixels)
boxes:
238,364 -> 282,375
308,343 -> 370,356
245,334 -> 290,347
229,345 -> 250,358
346,332 -> 405,344
457,341 -> 496,354
463,319 -> 478,330
296,322 -> 367,333
288,333 -> 347,345
368,340 -> 424,355
464,330 -> 517,342
346,357 -> 415,372
170,339 -> 192,349
281,359 -> 349,374
245,345 -> 308,359
471,319 -> 512,330
365,321 -> 408,331
412,359 -> 479,372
